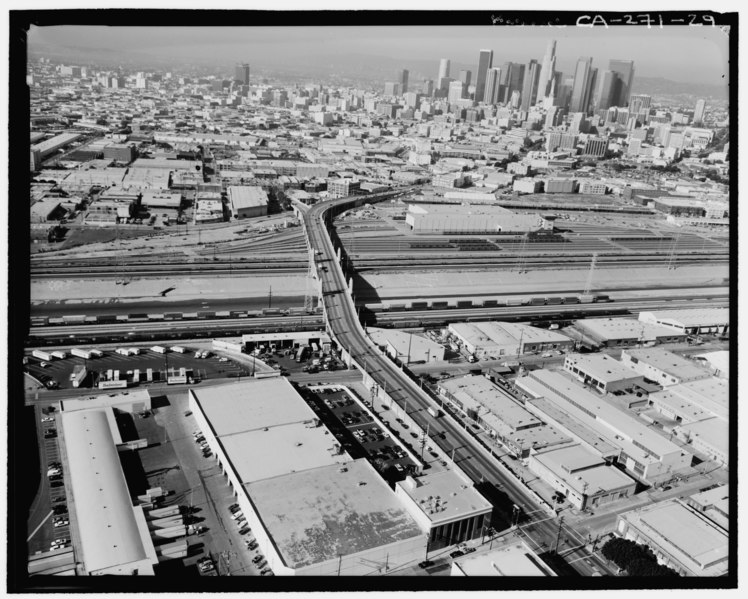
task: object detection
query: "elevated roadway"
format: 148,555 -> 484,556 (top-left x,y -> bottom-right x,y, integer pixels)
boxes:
302,189 -> 617,576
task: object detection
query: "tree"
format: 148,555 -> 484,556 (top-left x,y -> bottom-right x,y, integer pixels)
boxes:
601,538 -> 679,577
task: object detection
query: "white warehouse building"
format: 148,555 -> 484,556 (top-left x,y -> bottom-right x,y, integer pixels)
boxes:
188,379 -> 428,575
405,203 -> 540,233
228,185 -> 269,219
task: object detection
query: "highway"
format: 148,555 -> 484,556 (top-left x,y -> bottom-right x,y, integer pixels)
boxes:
303,189 -> 616,576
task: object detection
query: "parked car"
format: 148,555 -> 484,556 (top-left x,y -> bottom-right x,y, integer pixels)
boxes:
418,560 -> 435,569
450,550 -> 464,559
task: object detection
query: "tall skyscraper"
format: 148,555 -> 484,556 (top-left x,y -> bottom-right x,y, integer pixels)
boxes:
437,58 -> 451,90
384,81 -> 399,96
448,80 -> 465,103
537,40 -> 557,99
234,63 -> 250,85
595,70 -> 620,112
693,98 -> 706,125
569,57 -> 594,114
520,60 -> 540,112
421,79 -> 434,97
587,68 -> 598,112
483,67 -> 502,105
608,60 -> 635,107
501,62 -> 525,104
474,49 -> 494,103
459,70 -> 472,88
399,70 -> 409,94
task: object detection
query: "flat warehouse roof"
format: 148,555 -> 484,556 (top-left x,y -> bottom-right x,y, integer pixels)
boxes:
60,409 -> 152,574
247,459 -> 423,569
409,203 -> 512,215
575,317 -> 685,341
534,445 -> 635,494
191,378 -> 317,435
648,388 -> 714,423
520,370 -> 683,460
624,501 -> 728,573
130,157 -> 197,170
228,185 -> 269,209
440,375 -> 542,431
219,422 -> 351,484
396,469 -> 492,525
526,398 -> 620,458
676,417 -> 728,454
450,321 -> 571,348
454,541 -> 553,576
662,378 -> 728,421
565,354 -> 643,384
639,308 -> 729,328
622,348 -> 710,381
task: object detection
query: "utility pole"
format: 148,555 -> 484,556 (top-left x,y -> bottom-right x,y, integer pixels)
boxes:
583,253 -> 597,297
553,516 -> 565,554
268,285 -> 272,309
420,422 -> 430,461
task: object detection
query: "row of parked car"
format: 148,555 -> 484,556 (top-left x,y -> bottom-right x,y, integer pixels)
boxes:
228,503 -> 273,576
193,430 -> 212,458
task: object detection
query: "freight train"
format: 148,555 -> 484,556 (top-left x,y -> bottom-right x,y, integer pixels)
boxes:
30,307 -> 319,327
373,293 -> 610,312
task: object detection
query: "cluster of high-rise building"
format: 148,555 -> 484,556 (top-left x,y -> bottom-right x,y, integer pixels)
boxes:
391,42 -> 638,120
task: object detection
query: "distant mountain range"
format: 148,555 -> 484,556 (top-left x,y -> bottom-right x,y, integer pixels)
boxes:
630,76 -> 728,101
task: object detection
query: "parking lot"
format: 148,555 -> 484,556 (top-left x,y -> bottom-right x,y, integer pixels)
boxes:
24,348 -> 249,390
302,386 -> 421,486
153,392 -> 270,576
27,407 -> 71,557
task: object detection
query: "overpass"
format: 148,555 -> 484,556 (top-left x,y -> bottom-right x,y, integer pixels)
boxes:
301,188 -> 615,576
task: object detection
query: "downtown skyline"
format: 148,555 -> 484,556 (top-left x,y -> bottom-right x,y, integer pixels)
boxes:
28,25 -> 729,87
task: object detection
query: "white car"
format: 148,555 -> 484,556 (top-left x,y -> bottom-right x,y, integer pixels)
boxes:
41,417 -> 54,423
53,520 -> 69,528
51,538 -> 69,547
40,361 -> 49,368
218,357 -> 229,362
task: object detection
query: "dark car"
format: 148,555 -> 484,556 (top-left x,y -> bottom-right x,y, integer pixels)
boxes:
50,481 -> 64,488
418,560 -> 435,569
464,547 -> 476,554
450,550 -> 464,559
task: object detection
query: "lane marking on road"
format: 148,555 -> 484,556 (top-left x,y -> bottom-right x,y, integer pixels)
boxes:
27,510 -> 53,541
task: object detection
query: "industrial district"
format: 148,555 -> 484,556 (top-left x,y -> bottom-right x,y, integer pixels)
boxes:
22,31 -> 731,584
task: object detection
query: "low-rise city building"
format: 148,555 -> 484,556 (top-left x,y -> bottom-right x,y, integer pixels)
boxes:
227,185 -> 269,219
564,353 -> 645,394
528,444 -> 636,510
638,308 -> 729,336
517,370 -> 692,483
619,348 -> 711,387
615,500 -> 728,576
450,540 -> 555,576
438,375 -> 570,458
447,321 -> 573,359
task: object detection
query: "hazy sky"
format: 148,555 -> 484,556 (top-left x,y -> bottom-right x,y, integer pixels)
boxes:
29,25 -> 730,85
